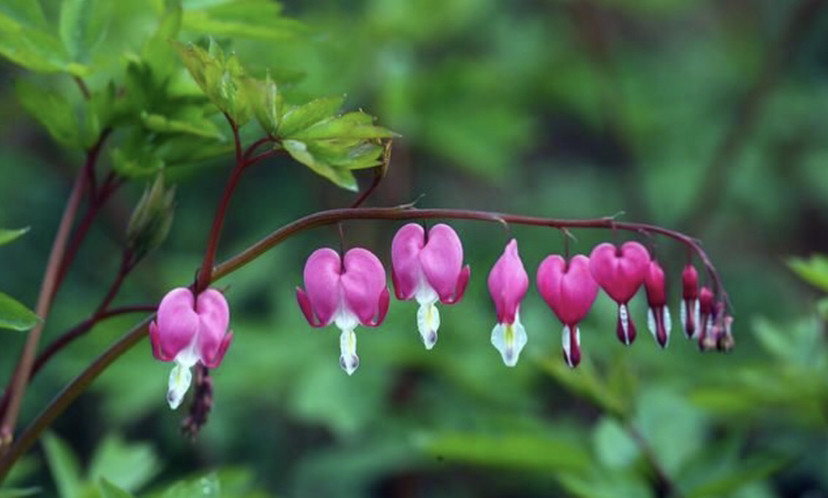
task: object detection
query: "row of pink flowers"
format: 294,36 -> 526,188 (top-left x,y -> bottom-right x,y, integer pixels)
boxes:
147,223 -> 728,408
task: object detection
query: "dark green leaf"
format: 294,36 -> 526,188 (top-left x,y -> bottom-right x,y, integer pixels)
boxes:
98,479 -> 136,498
0,291 -> 39,331
418,432 -> 592,474
0,227 -> 29,246
0,488 -> 41,498
15,79 -> 79,147
89,435 -> 160,492
42,433 -> 82,498
160,473 -> 221,498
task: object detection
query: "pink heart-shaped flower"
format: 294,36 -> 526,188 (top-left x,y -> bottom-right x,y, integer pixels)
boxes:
537,254 -> 598,327
589,242 -> 649,303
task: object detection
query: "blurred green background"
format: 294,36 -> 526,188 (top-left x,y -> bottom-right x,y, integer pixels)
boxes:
1,0 -> 827,496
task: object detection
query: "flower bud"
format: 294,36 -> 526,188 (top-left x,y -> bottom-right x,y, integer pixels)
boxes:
680,264 -> 700,339
127,173 -> 175,262
644,260 -> 671,348
697,287 -> 716,351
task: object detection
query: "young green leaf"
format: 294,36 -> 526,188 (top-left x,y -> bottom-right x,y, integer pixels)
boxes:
0,8 -> 71,73
0,291 -> 39,331
175,41 -> 250,125
788,254 -> 828,293
244,73 -> 282,136
278,96 -> 345,137
15,79 -> 80,148
59,0 -> 111,63
283,139 -> 358,191
290,112 -> 396,141
182,0 -> 305,41
0,227 -> 29,246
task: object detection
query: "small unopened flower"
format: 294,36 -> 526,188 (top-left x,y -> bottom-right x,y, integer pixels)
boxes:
697,286 -> 715,350
644,259 -> 671,348
681,264 -> 700,339
391,223 -> 470,349
296,247 -> 390,375
537,254 -> 599,368
488,239 -> 529,367
149,287 -> 233,410
589,242 -> 649,345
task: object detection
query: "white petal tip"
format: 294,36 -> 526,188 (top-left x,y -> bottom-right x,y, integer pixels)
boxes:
491,319 -> 527,368
417,303 -> 440,350
166,363 -> 192,410
339,354 -> 359,375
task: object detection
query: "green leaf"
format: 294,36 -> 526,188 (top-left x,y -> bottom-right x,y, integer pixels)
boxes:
15,79 -> 79,148
278,96 -> 345,137
686,456 -> 787,498
0,227 -> 29,246
42,433 -> 83,498
174,40 -> 250,124
0,489 -> 41,498
59,0 -> 111,62
788,255 -> 828,293
141,112 -> 223,139
98,479 -> 136,498
244,73 -> 282,136
592,417 -> 639,469
181,0 -> 305,41
160,473 -> 221,498
0,292 -> 39,331
88,435 -> 160,492
283,139 -> 357,191
290,112 -> 396,141
417,432 -> 592,474
0,11 -> 71,73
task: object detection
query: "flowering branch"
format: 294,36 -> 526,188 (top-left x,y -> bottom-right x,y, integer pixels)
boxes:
0,203 -> 730,479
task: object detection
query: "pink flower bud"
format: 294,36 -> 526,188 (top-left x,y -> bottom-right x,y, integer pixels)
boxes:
589,241 -> 649,346
537,254 -> 599,368
644,260 -> 671,348
487,239 -> 529,367
391,223 -> 470,349
296,247 -> 390,375
149,287 -> 233,409
681,264 -> 700,339
697,286 -> 715,350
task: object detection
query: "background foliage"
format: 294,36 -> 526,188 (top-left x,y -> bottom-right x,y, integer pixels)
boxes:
1,0 -> 827,496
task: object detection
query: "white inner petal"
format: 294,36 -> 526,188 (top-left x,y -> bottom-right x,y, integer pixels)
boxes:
664,306 -> 672,336
562,325 -> 580,368
417,301 -> 440,350
680,300 -> 687,332
647,308 -> 657,340
167,363 -> 192,410
692,300 -> 701,339
491,313 -> 527,367
339,328 -> 359,376
619,303 -> 630,344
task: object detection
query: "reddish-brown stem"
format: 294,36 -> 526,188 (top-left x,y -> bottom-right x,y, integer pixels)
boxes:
195,115 -> 246,293
211,206 -> 727,301
243,136 -> 273,160
1,161 -> 91,447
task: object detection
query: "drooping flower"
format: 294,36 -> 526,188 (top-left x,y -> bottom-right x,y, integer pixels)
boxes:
296,247 -> 390,375
488,239 -> 530,367
150,287 -> 233,410
391,223 -> 470,349
696,286 -> 715,350
589,241 -> 650,345
643,259 -> 671,348
681,264 -> 700,339
537,254 -> 599,368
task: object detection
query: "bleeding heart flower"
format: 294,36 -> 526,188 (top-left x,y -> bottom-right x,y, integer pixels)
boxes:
297,247 -> 390,375
150,287 -> 233,410
391,223 -> 470,349
644,259 -> 671,348
589,241 -> 649,345
681,264 -> 700,339
488,239 -> 529,367
537,254 -> 599,368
